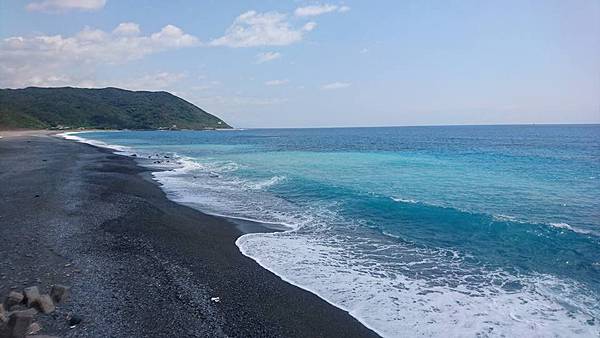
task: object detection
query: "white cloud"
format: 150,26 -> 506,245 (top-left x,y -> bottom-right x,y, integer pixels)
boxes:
302,22 -> 318,31
294,4 -> 350,17
113,22 -> 140,36
211,11 -> 316,47
360,48 -> 369,54
265,79 -> 289,86
321,82 -> 351,90
0,23 -> 199,88
295,4 -> 337,17
150,25 -> 199,48
256,51 -> 281,64
26,0 -> 106,12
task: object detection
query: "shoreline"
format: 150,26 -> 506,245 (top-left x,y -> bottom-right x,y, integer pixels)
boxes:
0,133 -> 379,337
62,130 -> 388,337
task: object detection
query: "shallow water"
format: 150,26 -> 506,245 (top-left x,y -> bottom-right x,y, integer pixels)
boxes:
69,125 -> 600,337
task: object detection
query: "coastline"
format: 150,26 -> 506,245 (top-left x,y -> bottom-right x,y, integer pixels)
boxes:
0,132 -> 379,337
62,130 -> 388,337
55,128 -> 600,337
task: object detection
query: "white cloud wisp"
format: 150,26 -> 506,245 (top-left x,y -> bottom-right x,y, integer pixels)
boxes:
256,51 -> 282,64
321,82 -> 351,90
26,0 -> 107,13
211,11 -> 316,48
294,4 -> 350,17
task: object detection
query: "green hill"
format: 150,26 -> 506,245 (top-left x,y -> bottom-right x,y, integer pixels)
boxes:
0,87 -> 231,130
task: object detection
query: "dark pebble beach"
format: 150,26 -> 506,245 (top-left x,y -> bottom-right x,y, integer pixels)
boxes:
0,134 -> 379,337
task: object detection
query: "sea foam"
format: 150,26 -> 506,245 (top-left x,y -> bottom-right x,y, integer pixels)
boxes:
237,230 -> 599,337
58,131 -> 131,153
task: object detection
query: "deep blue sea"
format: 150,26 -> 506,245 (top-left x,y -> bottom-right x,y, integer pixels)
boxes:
67,125 -> 600,337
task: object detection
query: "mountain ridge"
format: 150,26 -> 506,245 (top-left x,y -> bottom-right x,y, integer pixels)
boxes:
0,86 -> 231,130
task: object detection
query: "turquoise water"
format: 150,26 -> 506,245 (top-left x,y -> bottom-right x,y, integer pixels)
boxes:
70,125 -> 600,337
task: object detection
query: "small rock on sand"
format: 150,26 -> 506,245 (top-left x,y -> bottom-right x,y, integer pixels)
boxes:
0,304 -> 7,323
8,310 -> 35,338
6,291 -> 24,307
68,314 -> 82,327
35,295 -> 55,314
26,322 -> 41,335
23,287 -> 41,307
50,285 -> 70,304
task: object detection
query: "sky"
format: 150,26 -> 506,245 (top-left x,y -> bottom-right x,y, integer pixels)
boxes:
0,0 -> 599,128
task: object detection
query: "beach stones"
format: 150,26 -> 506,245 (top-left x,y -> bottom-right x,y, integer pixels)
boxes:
1,285 -> 68,337
6,291 -> 24,308
0,304 -> 7,323
26,322 -> 41,335
35,295 -> 55,314
50,284 -> 69,304
23,287 -> 40,307
7,310 -> 34,338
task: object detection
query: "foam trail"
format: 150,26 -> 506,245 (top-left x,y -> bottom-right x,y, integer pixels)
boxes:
58,131 -> 131,153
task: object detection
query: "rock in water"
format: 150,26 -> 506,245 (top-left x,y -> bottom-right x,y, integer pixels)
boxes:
6,291 -> 24,308
35,295 -> 55,314
23,287 -> 40,307
50,285 -> 70,304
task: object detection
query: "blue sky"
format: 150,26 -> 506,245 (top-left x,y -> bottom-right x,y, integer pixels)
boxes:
1,0 -> 598,127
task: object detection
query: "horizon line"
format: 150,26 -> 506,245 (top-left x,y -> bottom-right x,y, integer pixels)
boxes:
233,122 -> 600,130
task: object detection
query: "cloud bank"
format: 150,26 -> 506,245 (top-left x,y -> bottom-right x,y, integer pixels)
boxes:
0,23 -> 198,87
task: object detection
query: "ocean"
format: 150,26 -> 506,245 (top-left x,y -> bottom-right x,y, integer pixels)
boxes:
65,125 -> 600,337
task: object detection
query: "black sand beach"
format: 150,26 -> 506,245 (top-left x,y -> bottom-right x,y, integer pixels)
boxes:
0,133 -> 379,337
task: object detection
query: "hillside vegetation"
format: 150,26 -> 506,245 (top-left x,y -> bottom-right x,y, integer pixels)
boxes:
0,87 -> 231,130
